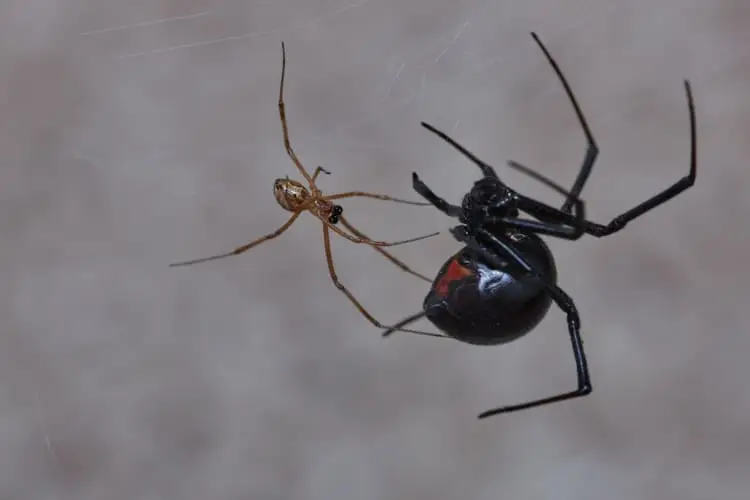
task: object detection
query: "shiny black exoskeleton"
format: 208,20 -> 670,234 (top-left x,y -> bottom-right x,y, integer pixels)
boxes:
383,32 -> 697,419
422,233 -> 556,346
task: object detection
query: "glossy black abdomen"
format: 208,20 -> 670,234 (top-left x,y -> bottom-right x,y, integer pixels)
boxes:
423,233 -> 557,345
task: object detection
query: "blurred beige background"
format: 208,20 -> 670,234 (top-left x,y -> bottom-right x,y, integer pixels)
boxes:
1,1 -> 749,499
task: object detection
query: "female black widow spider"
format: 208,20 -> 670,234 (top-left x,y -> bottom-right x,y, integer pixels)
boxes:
382,32 -> 697,419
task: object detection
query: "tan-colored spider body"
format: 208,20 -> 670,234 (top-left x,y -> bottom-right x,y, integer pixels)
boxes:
273,176 -> 339,223
171,42 -> 442,337
273,177 -> 311,212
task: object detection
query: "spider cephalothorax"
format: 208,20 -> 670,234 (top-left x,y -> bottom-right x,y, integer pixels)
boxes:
460,177 -> 519,226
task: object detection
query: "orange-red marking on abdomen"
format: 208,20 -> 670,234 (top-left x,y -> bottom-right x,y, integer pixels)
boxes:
435,258 -> 473,298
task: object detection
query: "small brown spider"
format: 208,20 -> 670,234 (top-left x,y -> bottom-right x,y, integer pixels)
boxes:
171,42 -> 438,333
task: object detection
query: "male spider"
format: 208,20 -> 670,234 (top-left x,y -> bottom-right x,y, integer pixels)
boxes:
382,32 -> 697,419
171,42 -> 439,334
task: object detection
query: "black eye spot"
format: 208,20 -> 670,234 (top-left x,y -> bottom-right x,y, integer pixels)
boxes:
332,205 -> 343,216
328,215 -> 339,224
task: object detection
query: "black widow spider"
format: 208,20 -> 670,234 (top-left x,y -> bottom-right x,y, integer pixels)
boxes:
382,32 -> 697,419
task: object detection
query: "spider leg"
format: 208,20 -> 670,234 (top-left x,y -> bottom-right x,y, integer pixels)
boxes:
381,311 -> 453,339
321,224 -> 448,338
278,42 -> 313,184
418,121 -> 586,222
311,166 -> 331,183
411,172 -> 463,217
503,81 -> 695,238
489,216 -> 583,240
484,166 -> 587,239
479,284 -> 591,417
581,80 -> 696,237
529,32 -> 598,213
339,216 -> 432,282
324,218 -> 438,247
323,191 -> 431,206
460,228 -> 591,417
421,121 -> 499,179
169,212 -> 301,267
506,160 -> 572,199
453,227 -> 534,274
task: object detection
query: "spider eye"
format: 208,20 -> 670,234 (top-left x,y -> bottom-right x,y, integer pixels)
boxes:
328,214 -> 340,224
332,205 -> 343,216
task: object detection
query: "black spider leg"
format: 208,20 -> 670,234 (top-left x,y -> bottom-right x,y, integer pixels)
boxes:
418,118 -> 593,238
582,80 -> 697,236
527,32 -> 599,214
503,80 -> 696,238
411,124 -> 491,217
482,175 -> 588,240
419,33 -> 596,213
451,227 -> 591,417
411,120 -> 504,216
421,122 -> 499,179
411,172 -> 462,217
412,162 -> 588,241
415,120 -> 586,228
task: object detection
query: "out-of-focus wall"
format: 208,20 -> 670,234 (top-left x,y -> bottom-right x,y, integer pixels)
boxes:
1,1 -> 748,499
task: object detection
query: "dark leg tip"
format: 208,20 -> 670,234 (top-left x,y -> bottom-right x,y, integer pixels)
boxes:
448,226 -> 469,242
421,122 -> 438,135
